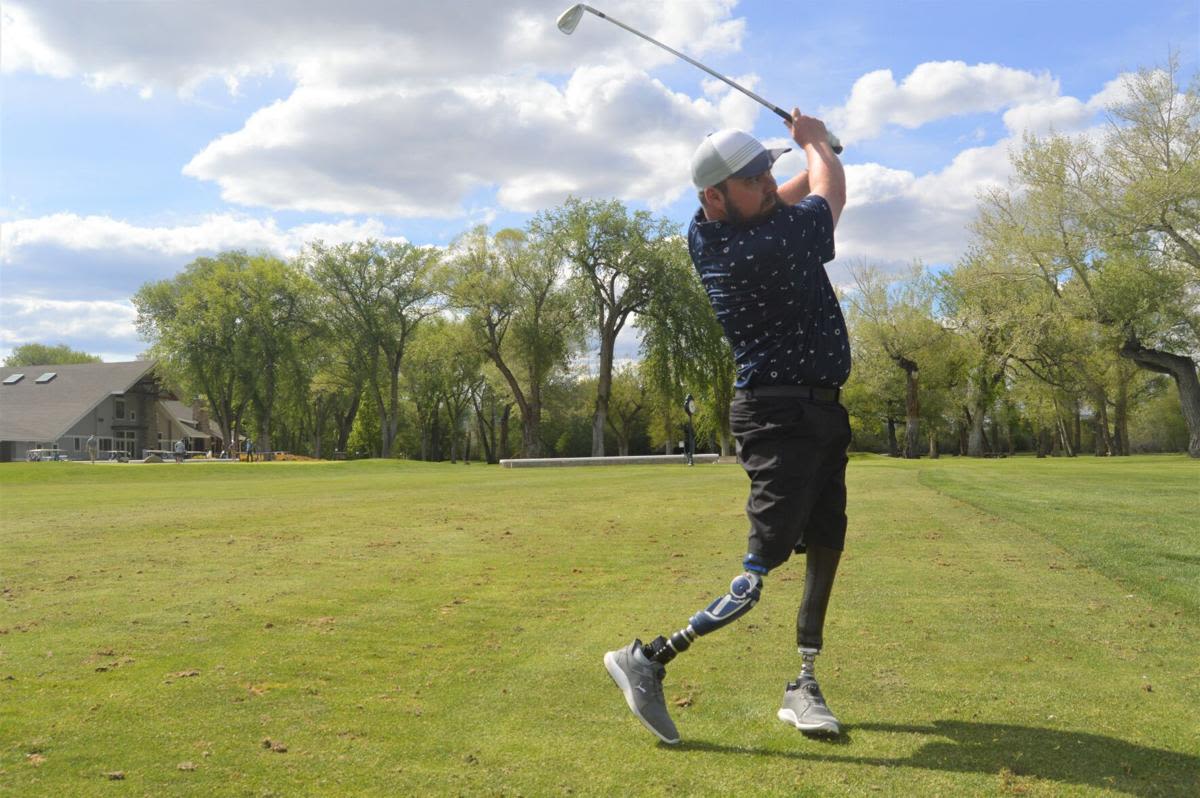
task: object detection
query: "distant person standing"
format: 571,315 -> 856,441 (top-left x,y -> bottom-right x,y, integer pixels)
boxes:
174,438 -> 186,463
245,438 -> 255,463
87,434 -> 97,464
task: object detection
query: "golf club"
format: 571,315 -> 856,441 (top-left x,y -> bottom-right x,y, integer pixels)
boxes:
557,4 -> 843,154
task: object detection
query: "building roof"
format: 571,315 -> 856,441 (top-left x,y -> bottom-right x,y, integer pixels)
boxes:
160,399 -> 216,440
0,360 -> 157,442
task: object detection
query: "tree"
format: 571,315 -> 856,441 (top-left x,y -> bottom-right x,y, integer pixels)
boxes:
305,240 -> 439,458
639,236 -> 737,455
605,362 -> 649,456
535,198 -> 680,457
842,316 -> 906,455
1098,60 -> 1200,457
238,256 -> 314,455
848,263 -> 949,458
4,343 -> 101,366
445,226 -> 582,458
135,251 -> 311,456
403,318 -> 484,462
937,250 -> 1036,457
968,58 -> 1200,456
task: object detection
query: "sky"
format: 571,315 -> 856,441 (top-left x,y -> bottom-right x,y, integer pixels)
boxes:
1,0 -> 1197,363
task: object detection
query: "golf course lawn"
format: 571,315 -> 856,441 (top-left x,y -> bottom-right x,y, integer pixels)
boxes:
1,454 -> 1197,797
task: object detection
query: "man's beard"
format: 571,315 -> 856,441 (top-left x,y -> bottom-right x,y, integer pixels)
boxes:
726,192 -> 780,226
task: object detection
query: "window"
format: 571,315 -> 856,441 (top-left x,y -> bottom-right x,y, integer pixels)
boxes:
114,398 -> 125,420
2,373 -> 23,385
35,372 -> 56,383
74,437 -> 82,451
100,437 -> 112,451
114,430 -> 136,456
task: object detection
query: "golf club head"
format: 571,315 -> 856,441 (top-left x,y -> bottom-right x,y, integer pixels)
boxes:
557,4 -> 585,34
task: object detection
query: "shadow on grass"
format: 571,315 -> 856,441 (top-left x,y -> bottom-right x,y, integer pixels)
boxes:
675,720 -> 1199,797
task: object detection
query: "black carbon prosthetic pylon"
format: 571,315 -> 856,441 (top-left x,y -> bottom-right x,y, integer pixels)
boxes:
644,627 -> 696,665
796,545 -> 841,650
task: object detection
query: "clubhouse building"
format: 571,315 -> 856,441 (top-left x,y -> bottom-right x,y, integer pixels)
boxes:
0,360 -> 224,462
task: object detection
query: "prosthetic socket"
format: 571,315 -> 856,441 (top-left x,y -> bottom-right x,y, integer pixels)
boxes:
645,545 -> 842,665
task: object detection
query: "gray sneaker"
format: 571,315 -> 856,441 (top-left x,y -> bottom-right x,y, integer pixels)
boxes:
603,639 -> 680,744
777,675 -> 840,735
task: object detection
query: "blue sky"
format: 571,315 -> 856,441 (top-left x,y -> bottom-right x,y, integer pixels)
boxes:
1,0 -> 1196,361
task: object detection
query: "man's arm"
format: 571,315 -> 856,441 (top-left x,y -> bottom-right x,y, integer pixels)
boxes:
776,169 -> 809,205
786,108 -> 846,227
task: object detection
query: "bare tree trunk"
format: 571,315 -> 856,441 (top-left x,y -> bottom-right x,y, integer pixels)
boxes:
1093,390 -> 1113,456
473,399 -> 496,464
897,358 -> 920,459
1052,396 -> 1074,457
498,404 -> 512,461
1080,400 -> 1089,458
967,406 -> 987,457
928,430 -> 939,459
591,328 -> 615,457
1120,338 -> 1200,458
1114,375 -> 1130,456
885,417 -> 900,457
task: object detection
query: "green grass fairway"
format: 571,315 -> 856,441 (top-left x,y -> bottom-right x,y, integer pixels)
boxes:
2,455 -> 1197,796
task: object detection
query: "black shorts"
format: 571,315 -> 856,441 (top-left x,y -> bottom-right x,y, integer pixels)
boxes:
729,393 -> 851,568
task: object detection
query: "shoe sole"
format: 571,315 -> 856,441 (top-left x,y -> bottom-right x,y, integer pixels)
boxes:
603,651 -> 680,745
777,707 -> 840,735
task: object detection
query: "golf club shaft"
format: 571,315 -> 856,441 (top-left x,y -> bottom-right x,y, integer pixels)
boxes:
581,6 -> 843,154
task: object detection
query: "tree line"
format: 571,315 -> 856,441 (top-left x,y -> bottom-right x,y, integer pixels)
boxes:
125,62 -> 1196,460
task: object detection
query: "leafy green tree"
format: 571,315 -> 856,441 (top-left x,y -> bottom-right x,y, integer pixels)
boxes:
403,318 -> 484,462
4,343 -> 101,366
843,316 -> 906,455
937,251 -> 1034,456
605,362 -> 649,456
534,198 -> 680,457
304,240 -> 439,458
445,226 -> 582,457
470,369 -> 514,464
639,237 -> 737,455
984,59 -> 1200,458
847,263 -> 951,458
135,251 -> 311,455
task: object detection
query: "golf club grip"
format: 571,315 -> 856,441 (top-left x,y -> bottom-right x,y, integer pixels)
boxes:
773,106 -> 844,155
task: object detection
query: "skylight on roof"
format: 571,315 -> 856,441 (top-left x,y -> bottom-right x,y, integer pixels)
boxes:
35,372 -> 57,383
3,373 -> 24,385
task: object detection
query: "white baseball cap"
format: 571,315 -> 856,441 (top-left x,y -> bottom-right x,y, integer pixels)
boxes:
691,129 -> 790,189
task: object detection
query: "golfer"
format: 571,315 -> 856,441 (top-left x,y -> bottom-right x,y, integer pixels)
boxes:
604,110 -> 849,744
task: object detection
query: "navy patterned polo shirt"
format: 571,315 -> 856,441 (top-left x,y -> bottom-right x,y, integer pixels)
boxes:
687,195 -> 850,389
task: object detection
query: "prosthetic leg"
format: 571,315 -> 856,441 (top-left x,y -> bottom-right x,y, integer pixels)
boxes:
643,555 -> 767,664
779,544 -> 843,734
797,544 -> 841,657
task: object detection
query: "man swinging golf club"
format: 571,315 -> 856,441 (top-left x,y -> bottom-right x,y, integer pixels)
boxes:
604,109 -> 849,743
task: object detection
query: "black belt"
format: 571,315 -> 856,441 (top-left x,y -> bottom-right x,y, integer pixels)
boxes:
735,385 -> 840,402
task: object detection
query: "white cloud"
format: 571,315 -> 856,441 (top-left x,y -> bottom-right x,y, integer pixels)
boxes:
7,0 -> 752,219
0,213 -> 403,303
826,61 -> 1059,144
183,67 -> 754,216
3,213 -> 396,261
0,4 -> 74,78
2,1 -> 745,93
785,139 -> 1018,279
1085,71 -> 1147,112
0,297 -> 142,362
